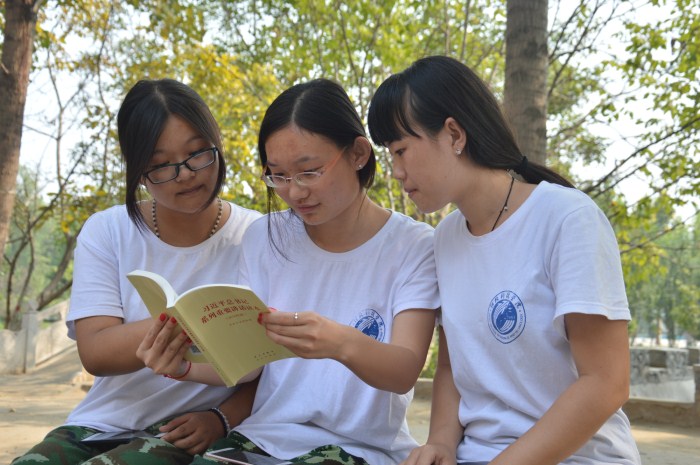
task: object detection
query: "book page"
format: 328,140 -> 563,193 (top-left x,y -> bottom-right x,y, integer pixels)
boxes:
175,284 -> 295,385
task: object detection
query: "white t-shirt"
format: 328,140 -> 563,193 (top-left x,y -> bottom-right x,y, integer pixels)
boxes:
435,182 -> 641,465
234,211 -> 440,465
65,202 -> 261,432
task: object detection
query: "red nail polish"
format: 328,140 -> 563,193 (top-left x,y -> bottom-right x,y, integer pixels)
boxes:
170,316 -> 177,324
159,313 -> 167,322
257,313 -> 263,324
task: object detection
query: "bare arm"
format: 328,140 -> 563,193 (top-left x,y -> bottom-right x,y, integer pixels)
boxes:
261,308 -> 436,394
75,315 -> 156,376
490,314 -> 631,465
217,375 -> 260,428
402,326 -> 462,465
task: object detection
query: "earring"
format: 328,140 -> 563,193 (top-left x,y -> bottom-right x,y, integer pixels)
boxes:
357,164 -> 363,169
456,148 -> 462,155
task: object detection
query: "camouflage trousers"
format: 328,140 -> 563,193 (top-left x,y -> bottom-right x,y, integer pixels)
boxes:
11,422 -> 194,465
191,431 -> 370,465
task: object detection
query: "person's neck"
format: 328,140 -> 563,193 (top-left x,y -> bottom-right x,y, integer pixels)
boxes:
456,170 -> 516,236
147,199 -> 228,247
305,193 -> 390,253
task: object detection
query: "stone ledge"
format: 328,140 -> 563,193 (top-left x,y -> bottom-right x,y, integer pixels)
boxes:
415,377 -> 700,427
414,377 -> 433,400
624,397 -> 699,427
71,367 -> 94,392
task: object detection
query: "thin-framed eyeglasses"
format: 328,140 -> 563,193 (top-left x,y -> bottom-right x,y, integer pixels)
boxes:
261,150 -> 345,189
143,147 -> 218,184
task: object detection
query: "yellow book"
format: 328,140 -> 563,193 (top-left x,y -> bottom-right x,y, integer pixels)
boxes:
127,269 -> 296,387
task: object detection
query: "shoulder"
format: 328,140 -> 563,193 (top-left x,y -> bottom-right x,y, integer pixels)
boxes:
377,211 -> 436,258
534,182 -> 611,228
386,210 -> 434,238
241,211 -> 296,245
530,184 -> 622,266
244,212 -> 273,236
434,208 -> 463,237
379,212 -> 436,265
73,205 -> 143,270
78,205 -> 131,239
536,181 -> 598,211
228,201 -> 263,227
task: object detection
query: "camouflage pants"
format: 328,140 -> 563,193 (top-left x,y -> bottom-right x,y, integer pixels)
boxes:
191,431 -> 369,465
11,423 -> 194,465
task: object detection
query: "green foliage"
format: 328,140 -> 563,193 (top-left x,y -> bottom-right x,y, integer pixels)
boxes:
419,328 -> 439,378
9,0 -> 700,343
626,212 -> 700,344
1,166 -> 74,321
614,0 -> 700,209
201,0 -> 510,221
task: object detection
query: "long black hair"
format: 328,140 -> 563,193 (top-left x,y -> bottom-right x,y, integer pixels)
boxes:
258,78 -> 377,259
367,55 -> 573,188
258,78 -> 376,215
118,78 -> 226,230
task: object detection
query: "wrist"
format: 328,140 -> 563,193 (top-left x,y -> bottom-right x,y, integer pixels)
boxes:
164,360 -> 192,380
209,406 -> 231,436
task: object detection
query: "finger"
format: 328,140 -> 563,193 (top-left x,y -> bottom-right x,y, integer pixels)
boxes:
153,315 -> 190,363
143,318 -> 182,367
403,447 -> 426,465
169,427 -> 208,455
261,310 -> 300,327
161,425 -> 190,440
173,336 -> 191,360
186,439 -> 209,456
265,316 -> 311,338
146,337 -> 190,376
161,415 -> 196,443
258,306 -> 279,325
264,325 -> 306,345
163,328 -> 190,358
160,414 -> 188,433
137,313 -> 168,354
153,316 -> 183,348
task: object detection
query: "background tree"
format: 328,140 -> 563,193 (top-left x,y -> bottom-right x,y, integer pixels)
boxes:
0,0 -> 44,258
2,0 -> 699,341
627,212 -> 700,346
504,0 -> 549,164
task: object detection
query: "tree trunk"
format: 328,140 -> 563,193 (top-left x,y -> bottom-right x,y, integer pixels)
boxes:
0,0 -> 39,257
504,0 -> 548,165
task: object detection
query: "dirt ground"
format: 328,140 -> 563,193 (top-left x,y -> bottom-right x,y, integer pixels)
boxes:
2,348 -> 700,464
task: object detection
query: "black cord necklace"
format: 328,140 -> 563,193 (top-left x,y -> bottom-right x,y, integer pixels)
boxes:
491,176 -> 515,231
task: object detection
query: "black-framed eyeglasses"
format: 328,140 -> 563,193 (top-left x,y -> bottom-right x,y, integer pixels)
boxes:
143,147 -> 218,184
261,150 -> 344,189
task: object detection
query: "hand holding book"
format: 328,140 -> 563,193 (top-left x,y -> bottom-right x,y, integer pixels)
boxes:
137,315 -> 225,384
129,269 -> 295,386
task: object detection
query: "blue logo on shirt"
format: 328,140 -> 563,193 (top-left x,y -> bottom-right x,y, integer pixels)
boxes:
351,309 -> 386,342
487,291 -> 526,344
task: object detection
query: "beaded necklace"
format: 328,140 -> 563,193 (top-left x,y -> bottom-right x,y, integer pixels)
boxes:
151,197 -> 222,239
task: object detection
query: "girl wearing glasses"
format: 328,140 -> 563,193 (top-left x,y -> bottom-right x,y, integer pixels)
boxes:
367,56 -> 640,465
12,79 -> 261,465
137,79 -> 440,465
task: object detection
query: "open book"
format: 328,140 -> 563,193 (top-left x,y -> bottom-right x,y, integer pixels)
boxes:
127,269 -> 295,386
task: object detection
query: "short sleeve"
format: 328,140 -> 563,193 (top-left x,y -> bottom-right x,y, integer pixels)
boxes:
549,204 -> 630,337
